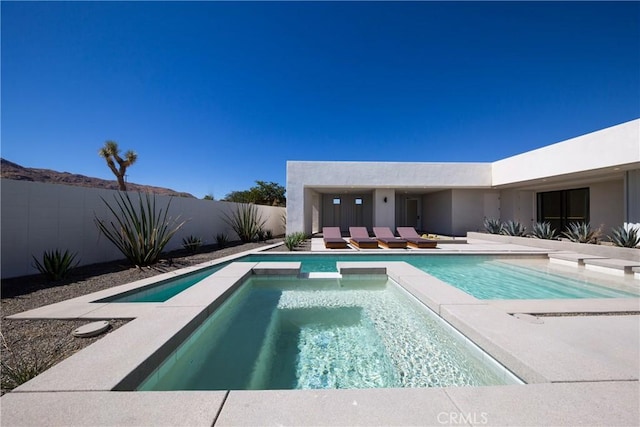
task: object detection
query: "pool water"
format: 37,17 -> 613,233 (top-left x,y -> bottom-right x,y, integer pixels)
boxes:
107,254 -> 638,303
99,265 -> 224,303
137,276 -> 519,391
241,254 -> 638,299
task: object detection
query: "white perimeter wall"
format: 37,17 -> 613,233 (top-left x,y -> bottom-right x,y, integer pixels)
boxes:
1,180 -> 286,279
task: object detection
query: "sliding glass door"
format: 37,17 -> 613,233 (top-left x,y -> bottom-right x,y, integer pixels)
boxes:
537,188 -> 589,233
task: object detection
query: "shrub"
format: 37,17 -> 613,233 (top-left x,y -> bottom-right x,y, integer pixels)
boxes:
182,235 -> 202,254
483,218 -> 503,234
562,222 -> 600,244
284,232 -> 307,251
215,233 -> 229,248
32,249 -> 79,281
609,226 -> 640,248
95,192 -> 186,267
501,220 -> 527,237
530,222 -> 558,240
222,203 -> 267,243
1,333 -> 60,392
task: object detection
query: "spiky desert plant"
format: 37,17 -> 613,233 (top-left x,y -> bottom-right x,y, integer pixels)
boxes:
609,226 -> 640,248
483,218 -> 503,234
284,232 -> 307,251
530,222 -> 558,240
562,222 -> 599,244
1,332 -> 60,392
182,235 -> 202,254
222,203 -> 267,243
32,249 -> 79,281
95,192 -> 186,267
98,140 -> 137,191
501,220 -> 527,237
215,233 -> 229,248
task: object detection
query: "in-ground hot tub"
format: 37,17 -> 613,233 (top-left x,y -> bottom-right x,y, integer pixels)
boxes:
136,274 -> 522,391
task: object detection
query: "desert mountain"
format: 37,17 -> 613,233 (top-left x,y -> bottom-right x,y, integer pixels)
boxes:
0,158 -> 195,198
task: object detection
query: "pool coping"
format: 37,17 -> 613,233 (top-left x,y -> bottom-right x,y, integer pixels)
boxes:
2,244 -> 639,426
8,246 -> 638,321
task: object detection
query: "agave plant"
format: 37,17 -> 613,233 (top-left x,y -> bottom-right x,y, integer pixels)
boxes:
562,222 -> 599,244
95,192 -> 186,267
500,220 -> 527,237
32,249 -> 79,281
530,222 -> 558,240
609,226 -> 640,248
181,235 -> 202,254
215,233 -> 229,248
483,218 -> 503,234
284,231 -> 307,251
222,203 -> 267,243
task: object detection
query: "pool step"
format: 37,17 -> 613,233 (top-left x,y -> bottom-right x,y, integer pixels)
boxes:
548,252 -> 640,278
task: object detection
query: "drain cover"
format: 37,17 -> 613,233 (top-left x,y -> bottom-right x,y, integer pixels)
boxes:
513,313 -> 544,324
72,321 -> 111,338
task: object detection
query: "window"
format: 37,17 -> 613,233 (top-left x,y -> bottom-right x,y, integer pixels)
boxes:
537,188 -> 589,233
355,198 -> 363,205
333,198 -> 341,205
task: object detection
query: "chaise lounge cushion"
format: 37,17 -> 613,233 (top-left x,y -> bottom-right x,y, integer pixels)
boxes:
348,227 -> 380,249
322,227 -> 348,249
396,227 -> 438,248
372,227 -> 407,249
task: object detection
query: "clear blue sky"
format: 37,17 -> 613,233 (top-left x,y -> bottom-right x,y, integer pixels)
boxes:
2,1 -> 639,199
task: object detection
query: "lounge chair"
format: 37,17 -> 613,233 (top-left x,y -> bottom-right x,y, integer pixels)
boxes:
372,227 -> 407,249
322,227 -> 348,249
348,227 -> 379,249
396,227 -> 438,249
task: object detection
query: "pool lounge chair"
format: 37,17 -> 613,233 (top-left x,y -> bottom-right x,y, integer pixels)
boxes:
396,227 -> 438,249
322,227 -> 349,249
348,227 -> 380,249
372,227 -> 408,249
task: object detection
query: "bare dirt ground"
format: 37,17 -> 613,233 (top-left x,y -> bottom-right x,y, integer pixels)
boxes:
0,239 -> 302,394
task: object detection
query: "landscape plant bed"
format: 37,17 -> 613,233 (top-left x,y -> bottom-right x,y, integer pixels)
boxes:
1,240 -> 279,395
467,232 -> 640,261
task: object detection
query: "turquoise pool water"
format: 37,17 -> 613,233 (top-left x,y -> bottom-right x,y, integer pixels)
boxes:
105,254 -> 638,303
99,265 -> 223,303
137,276 -> 520,391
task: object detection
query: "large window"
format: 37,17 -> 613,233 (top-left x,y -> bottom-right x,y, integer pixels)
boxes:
537,188 -> 589,233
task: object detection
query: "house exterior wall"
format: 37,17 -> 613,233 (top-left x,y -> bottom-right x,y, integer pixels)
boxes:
374,189 -> 396,230
451,189 -> 492,235
320,193 -> 374,232
590,180 -> 624,232
626,170 -> 640,229
1,180 -> 286,279
500,190 -> 535,228
492,119 -> 640,186
286,161 -> 492,234
422,190 -> 453,235
286,119 -> 639,236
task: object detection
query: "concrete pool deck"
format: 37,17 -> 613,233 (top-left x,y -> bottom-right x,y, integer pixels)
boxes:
2,240 -> 639,426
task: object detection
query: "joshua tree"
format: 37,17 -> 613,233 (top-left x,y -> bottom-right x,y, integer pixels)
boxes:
98,140 -> 137,191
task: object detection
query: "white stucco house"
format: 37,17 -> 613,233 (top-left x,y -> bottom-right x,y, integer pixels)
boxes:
286,119 -> 640,237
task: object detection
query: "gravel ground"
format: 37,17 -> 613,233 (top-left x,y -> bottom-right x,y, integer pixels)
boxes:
0,240 -> 297,394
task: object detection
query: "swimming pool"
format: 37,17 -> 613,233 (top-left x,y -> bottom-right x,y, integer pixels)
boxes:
104,254 -> 638,303
137,275 -> 521,391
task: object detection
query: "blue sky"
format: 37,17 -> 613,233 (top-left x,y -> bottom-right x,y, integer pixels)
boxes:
2,1 -> 639,199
